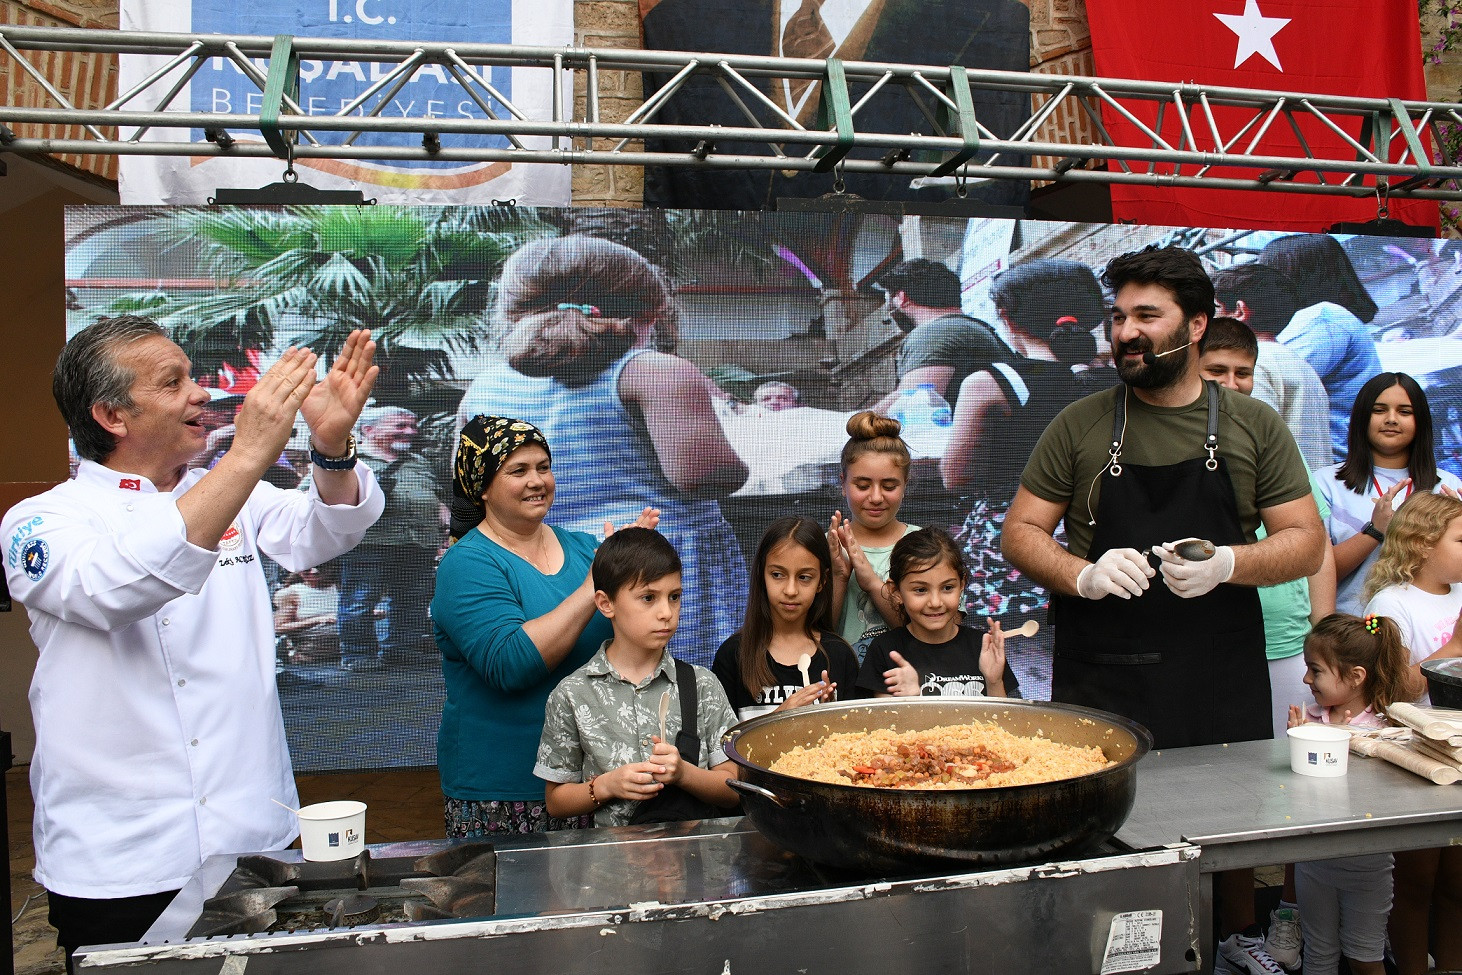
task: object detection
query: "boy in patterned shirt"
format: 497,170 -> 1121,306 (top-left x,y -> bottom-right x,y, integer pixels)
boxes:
535,527 -> 740,826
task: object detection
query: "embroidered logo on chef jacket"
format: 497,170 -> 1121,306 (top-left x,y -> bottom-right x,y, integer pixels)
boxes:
8,515 -> 43,568
216,521 -> 256,568
118,477 -> 141,491
21,537 -> 49,581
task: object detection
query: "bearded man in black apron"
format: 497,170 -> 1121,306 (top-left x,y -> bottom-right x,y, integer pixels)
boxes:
1001,246 -> 1325,974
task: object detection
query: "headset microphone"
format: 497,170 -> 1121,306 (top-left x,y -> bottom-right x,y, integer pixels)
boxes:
1141,341 -> 1195,367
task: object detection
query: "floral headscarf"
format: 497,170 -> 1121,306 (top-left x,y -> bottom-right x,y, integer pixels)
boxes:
449,415 -> 551,543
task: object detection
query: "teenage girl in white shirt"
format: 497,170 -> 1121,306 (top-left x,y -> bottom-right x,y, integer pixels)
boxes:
1316,372 -> 1462,615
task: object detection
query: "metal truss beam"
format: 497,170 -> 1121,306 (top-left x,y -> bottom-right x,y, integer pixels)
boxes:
3,25 -> 1462,201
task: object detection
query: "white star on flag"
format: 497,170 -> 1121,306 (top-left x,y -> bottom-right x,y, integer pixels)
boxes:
1214,0 -> 1290,71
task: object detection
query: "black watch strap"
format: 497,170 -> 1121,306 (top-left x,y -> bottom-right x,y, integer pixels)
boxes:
310,434 -> 358,471
1361,521 -> 1385,543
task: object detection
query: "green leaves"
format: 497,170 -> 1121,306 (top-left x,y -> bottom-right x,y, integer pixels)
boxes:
109,205 -> 556,395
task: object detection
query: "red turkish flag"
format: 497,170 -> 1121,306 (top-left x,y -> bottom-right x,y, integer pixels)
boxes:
1086,0 -> 1438,232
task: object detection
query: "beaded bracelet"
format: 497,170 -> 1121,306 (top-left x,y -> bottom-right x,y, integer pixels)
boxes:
587,775 -> 603,806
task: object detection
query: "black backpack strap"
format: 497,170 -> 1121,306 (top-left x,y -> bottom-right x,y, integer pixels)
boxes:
673,657 -> 702,767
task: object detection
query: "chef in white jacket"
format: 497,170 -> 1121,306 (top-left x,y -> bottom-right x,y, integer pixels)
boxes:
2,316 -> 385,969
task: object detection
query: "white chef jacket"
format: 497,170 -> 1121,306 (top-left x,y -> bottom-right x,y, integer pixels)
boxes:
2,459 -> 384,898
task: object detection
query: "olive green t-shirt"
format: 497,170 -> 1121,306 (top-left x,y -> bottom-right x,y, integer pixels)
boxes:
1020,383 -> 1312,560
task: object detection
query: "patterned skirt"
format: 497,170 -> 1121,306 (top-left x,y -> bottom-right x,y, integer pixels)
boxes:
952,495 -> 1057,619
443,796 -> 592,837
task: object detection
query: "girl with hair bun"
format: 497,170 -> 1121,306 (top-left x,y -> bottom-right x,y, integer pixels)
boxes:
829,410 -> 918,660
458,235 -> 749,666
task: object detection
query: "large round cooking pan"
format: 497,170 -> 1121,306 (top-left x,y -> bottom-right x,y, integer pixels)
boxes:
722,698 -> 1151,874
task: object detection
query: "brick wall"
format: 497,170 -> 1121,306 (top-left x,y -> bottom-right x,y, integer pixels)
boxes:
1,0 -> 117,182
570,0 -> 644,207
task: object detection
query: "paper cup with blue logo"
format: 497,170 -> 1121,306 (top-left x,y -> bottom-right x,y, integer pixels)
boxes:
297,800 -> 367,861
1286,725 -> 1351,777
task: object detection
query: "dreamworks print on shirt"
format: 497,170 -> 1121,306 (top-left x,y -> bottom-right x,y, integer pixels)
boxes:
920,672 -> 989,697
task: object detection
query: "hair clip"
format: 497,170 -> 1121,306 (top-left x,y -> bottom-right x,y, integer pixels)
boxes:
557,302 -> 600,316
1363,613 -> 1381,635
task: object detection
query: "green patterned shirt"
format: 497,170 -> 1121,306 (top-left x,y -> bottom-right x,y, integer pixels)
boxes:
535,642 -> 738,827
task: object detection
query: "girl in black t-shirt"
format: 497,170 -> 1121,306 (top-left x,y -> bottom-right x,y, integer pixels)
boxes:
857,527 -> 1017,700
712,517 -> 861,720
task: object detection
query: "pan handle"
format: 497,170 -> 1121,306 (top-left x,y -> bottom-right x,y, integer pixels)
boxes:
726,779 -> 789,809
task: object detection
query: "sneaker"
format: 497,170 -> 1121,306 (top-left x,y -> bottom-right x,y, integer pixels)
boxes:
1218,932 -> 1286,975
1263,907 -> 1302,969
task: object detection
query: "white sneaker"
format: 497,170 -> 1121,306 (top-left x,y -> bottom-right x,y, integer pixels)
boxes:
1219,932 -> 1286,975
1263,907 -> 1302,969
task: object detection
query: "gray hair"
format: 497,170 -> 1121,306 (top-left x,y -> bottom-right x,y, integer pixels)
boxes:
54,316 -> 167,462
358,405 -> 415,432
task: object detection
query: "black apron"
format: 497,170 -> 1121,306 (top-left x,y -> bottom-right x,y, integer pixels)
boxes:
1050,382 -> 1271,749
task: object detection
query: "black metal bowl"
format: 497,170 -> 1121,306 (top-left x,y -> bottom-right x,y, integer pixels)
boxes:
722,698 -> 1151,874
1422,659 -> 1462,710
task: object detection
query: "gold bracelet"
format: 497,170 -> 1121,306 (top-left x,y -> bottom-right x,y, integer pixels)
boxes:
587,775 -> 603,806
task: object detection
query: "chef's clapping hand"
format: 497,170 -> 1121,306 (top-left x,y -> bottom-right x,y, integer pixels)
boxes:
604,758 -> 667,800
1075,548 -> 1154,600
882,650 -> 920,697
1154,539 -> 1234,599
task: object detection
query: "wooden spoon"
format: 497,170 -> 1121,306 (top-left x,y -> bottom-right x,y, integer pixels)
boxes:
1007,619 -> 1040,639
657,688 -> 672,741
797,653 -> 813,688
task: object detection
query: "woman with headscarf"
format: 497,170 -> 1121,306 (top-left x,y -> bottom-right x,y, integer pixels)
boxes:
431,415 -> 657,837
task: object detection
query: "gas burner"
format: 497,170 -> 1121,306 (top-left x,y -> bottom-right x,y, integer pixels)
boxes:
185,843 -> 497,937
323,893 -> 379,926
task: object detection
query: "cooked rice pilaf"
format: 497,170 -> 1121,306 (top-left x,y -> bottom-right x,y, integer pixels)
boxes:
768,720 -> 1113,789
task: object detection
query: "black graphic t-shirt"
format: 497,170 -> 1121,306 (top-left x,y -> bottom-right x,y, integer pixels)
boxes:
712,631 -> 862,720
856,625 -> 1021,699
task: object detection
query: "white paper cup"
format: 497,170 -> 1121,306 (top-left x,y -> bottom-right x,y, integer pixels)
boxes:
297,800 -> 367,861
1286,725 -> 1351,777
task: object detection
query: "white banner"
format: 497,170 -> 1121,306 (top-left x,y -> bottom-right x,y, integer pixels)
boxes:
117,0 -> 572,205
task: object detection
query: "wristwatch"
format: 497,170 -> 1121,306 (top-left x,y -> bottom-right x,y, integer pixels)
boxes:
1361,520 -> 1385,544
309,434 -> 358,471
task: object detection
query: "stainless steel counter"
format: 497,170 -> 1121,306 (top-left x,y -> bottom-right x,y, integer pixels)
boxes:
86,822 -> 1203,974
1115,738 -> 1462,873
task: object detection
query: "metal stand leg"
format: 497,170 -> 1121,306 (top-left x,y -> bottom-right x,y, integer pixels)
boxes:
1199,871 -> 1214,975
3,729 -> 15,975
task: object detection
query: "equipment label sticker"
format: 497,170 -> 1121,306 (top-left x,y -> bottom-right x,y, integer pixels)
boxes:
1101,910 -> 1162,974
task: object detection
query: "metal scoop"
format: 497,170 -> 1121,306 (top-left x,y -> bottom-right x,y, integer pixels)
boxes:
1150,538 -> 1215,561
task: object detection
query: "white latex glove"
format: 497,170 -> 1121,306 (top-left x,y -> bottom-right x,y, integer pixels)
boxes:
1075,548 -> 1154,600
1154,538 -> 1235,599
